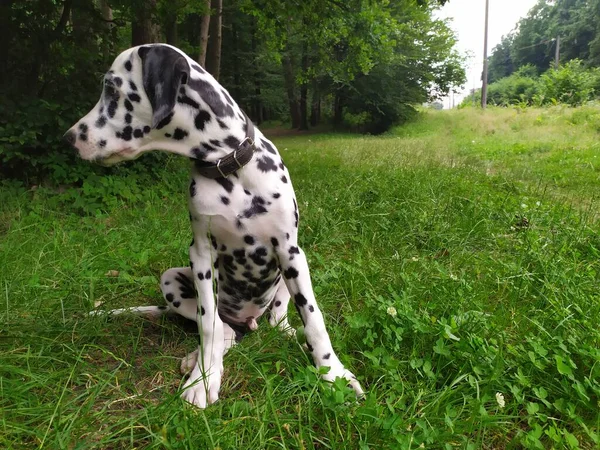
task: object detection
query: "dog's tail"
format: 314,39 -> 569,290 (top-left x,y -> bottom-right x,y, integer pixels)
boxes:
89,305 -> 171,318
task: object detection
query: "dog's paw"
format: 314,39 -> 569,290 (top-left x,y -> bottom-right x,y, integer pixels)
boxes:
321,364 -> 364,398
180,349 -> 199,375
181,369 -> 221,408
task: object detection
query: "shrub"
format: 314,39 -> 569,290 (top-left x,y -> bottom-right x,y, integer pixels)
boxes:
539,59 -> 599,106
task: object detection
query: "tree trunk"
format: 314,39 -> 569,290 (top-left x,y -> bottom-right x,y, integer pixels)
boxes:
165,14 -> 178,46
197,0 -> 211,67
310,78 -> 320,126
250,18 -> 262,124
206,0 -> 222,80
232,26 -> 242,102
298,45 -> 309,130
282,53 -> 300,129
97,0 -> 113,60
333,90 -> 344,127
131,0 -> 159,46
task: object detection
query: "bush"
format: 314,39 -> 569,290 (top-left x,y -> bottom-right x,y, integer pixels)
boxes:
539,59 -> 600,106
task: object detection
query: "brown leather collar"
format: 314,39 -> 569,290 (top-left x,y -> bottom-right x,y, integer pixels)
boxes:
193,112 -> 256,179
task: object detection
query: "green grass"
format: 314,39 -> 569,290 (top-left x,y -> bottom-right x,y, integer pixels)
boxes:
1,107 -> 599,449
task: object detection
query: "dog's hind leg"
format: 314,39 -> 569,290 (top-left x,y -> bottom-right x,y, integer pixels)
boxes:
179,323 -> 237,374
161,267 -> 238,375
268,279 -> 296,337
160,267 -> 200,322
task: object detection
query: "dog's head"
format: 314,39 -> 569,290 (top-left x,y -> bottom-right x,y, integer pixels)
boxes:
64,44 -> 192,165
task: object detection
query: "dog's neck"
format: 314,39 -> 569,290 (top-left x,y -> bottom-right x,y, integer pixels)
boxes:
138,85 -> 251,164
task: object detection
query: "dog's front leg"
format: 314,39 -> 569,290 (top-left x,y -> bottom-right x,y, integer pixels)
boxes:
181,220 -> 224,408
277,243 -> 364,396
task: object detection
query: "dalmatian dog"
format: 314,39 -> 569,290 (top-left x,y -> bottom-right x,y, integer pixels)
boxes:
63,44 -> 363,408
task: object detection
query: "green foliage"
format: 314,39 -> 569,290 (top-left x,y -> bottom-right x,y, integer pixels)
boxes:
487,66 -> 540,106
465,61 -> 600,108
487,0 -> 600,91
538,59 -> 600,106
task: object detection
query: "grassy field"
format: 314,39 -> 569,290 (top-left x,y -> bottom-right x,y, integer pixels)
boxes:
0,106 -> 599,449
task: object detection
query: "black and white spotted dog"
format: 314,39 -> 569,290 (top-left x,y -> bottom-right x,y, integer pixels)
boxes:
64,44 -> 363,408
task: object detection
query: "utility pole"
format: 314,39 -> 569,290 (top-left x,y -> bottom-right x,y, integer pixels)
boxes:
481,0 -> 490,109
555,35 -> 560,69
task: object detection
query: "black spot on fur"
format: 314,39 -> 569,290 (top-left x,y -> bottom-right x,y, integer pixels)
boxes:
217,119 -> 228,129
178,94 -> 200,109
244,235 -> 255,245
284,267 -> 299,279
173,301 -> 181,307
125,113 -> 132,124
143,126 -> 151,134
289,246 -> 300,255
257,155 -> 278,172
172,128 -> 189,140
205,270 -> 211,279
211,235 -> 218,249
323,352 -> 330,359
124,60 -> 132,71
98,139 -> 107,148
201,306 -> 206,315
166,293 -> 174,302
293,198 -> 299,227
78,123 -> 88,132
202,142 -> 216,152
262,139 -> 277,154
191,63 -> 206,73
188,77 -> 235,118
113,77 -> 123,87
194,110 -> 212,130
124,99 -> 134,112
272,192 -> 281,199
119,126 -> 133,141
281,175 -> 288,184
244,189 -> 251,196
275,300 -> 282,307
189,179 -> 196,197
95,115 -> 107,128
129,80 -> 137,91
156,112 -> 174,130
224,135 -> 240,149
242,196 -> 268,219
271,237 -> 279,247
221,89 -> 234,106
133,128 -> 143,138
79,133 -> 87,141
307,343 -> 314,352
215,177 -> 234,193
197,272 -> 204,280
210,139 -> 221,147
107,100 -> 118,118
128,93 -> 141,103
221,196 -> 230,205
165,133 -> 172,138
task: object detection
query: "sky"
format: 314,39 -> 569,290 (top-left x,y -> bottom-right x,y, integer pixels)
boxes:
436,0 -> 539,107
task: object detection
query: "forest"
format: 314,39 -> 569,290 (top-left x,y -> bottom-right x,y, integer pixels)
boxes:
0,0 -> 465,183
473,0 -> 600,106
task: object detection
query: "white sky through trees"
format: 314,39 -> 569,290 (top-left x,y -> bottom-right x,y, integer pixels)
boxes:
436,0 -> 539,107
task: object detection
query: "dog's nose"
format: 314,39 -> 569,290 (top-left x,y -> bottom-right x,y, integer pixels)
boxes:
63,130 -> 77,148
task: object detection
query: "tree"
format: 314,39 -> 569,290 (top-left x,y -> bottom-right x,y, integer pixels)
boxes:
206,0 -> 223,80
488,35 -> 515,83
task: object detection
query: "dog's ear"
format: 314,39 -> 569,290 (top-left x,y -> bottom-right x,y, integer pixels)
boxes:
138,45 -> 190,129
